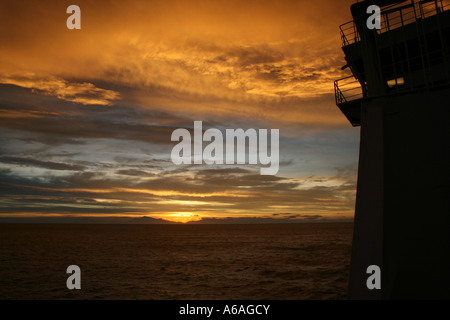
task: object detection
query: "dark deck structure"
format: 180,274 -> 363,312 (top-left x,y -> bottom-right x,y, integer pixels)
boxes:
335,0 -> 450,299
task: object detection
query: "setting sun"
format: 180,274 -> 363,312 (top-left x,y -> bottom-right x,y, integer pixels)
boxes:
164,212 -> 202,223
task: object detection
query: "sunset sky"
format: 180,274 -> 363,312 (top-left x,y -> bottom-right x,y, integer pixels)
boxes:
0,0 -> 359,223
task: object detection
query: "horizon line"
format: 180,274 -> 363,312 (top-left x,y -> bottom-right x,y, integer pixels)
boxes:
0,215 -> 354,225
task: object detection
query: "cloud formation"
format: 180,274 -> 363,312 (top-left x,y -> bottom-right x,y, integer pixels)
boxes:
0,0 -> 359,222
0,73 -> 120,106
0,0 -> 355,125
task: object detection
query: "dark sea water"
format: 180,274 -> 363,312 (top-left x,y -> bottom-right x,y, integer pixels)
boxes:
0,223 -> 353,300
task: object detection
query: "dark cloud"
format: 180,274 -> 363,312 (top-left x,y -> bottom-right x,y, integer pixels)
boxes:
300,214 -> 323,221
195,167 -> 252,176
0,160 -> 356,217
0,156 -> 85,171
0,84 -> 192,146
115,169 -> 154,177
226,46 -> 285,67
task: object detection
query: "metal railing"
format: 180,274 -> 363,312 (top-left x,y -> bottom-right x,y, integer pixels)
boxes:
340,0 -> 450,46
340,21 -> 360,46
334,76 -> 364,105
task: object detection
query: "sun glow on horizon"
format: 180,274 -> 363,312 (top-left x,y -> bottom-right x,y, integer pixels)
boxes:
162,212 -> 202,223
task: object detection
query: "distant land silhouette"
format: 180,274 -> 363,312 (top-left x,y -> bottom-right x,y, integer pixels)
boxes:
0,215 -> 353,224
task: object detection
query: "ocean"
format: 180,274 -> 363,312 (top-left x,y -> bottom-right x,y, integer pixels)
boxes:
0,223 -> 353,300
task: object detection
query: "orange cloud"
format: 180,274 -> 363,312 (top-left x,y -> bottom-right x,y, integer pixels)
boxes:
0,73 -> 120,106
0,0 -> 355,125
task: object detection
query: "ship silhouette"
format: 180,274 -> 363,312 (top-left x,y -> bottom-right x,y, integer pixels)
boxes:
334,0 -> 450,299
